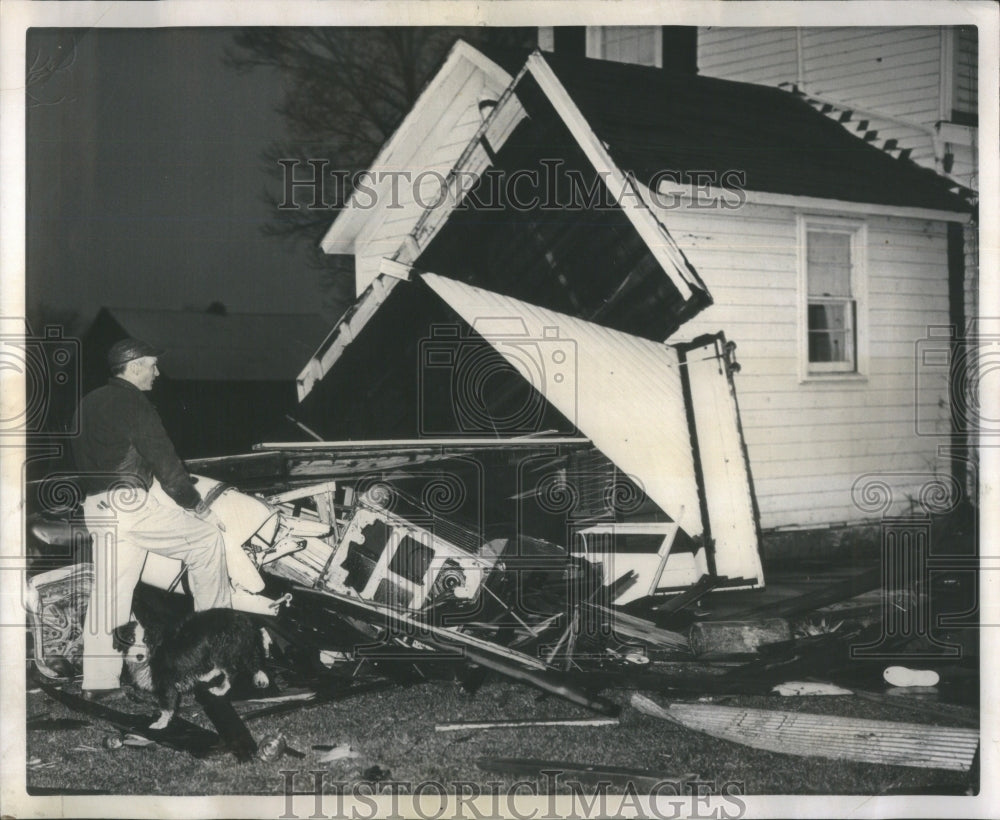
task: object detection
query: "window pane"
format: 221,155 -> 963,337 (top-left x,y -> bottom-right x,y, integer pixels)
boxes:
807,231 -> 852,296
808,303 -> 846,332
601,27 -> 660,67
808,330 -> 850,363
808,303 -> 852,363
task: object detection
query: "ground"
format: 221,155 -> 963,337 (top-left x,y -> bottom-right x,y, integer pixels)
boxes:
25,671 -> 975,797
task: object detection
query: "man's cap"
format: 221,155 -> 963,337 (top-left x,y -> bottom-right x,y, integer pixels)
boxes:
107,338 -> 164,369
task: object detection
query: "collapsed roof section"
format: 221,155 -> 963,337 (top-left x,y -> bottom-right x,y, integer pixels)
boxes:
292,270 -> 764,588
316,44 -> 714,359
420,273 -> 702,537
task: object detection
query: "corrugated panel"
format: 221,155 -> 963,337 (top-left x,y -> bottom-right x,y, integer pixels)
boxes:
422,273 -> 703,537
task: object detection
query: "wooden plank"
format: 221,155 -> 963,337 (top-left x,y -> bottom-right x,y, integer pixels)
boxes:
194,688 -> 257,762
582,603 -> 689,651
291,585 -> 620,715
267,480 -> 339,504
37,679 -> 224,759
436,717 -> 618,732
727,566 -> 882,620
651,574 -> 724,615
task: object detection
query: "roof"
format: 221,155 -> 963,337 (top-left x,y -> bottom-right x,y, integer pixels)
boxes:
99,307 -> 329,382
321,40 -> 514,256
539,51 -> 970,213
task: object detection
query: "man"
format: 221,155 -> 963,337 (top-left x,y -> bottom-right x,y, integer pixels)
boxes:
72,338 -> 231,695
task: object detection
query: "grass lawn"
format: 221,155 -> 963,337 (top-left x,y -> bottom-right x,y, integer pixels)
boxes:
25,670 -> 976,798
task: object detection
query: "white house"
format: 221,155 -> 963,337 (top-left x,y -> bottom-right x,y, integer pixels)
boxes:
544,25 -> 981,368
297,39 -> 972,535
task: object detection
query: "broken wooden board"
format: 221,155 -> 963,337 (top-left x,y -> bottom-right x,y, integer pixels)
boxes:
239,680 -> 396,722
642,697 -> 979,772
581,603 -> 689,652
477,757 -> 698,791
650,574 -> 724,615
194,688 -> 257,762
689,618 -> 791,657
291,584 -> 620,715
36,679 -> 224,759
436,716 -> 619,732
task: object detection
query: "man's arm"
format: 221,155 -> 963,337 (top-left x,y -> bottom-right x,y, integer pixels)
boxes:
129,394 -> 202,509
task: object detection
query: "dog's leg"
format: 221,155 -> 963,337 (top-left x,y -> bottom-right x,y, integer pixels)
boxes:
197,666 -> 224,687
254,629 -> 271,688
150,688 -> 179,730
206,671 -> 231,697
149,710 -> 174,731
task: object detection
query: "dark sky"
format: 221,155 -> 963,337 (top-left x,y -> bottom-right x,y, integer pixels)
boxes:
26,28 -> 333,332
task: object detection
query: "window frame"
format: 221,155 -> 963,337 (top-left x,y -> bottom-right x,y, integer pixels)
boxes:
585,27 -> 663,68
797,215 -> 868,382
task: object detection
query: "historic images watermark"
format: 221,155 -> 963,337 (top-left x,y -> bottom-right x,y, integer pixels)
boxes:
418,322 -> 577,437
0,319 -> 80,439
845,321 -> 991,660
277,159 -> 747,213
914,320 -> 1000,438
277,771 -> 747,820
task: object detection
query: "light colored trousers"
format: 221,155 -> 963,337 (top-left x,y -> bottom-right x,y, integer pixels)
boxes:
81,480 -> 231,689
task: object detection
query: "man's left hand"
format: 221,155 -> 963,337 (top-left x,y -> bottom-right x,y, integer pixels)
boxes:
193,501 -> 226,532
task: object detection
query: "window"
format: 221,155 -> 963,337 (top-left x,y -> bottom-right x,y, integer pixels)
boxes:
585,27 -> 662,67
952,26 -> 977,125
800,219 -> 866,378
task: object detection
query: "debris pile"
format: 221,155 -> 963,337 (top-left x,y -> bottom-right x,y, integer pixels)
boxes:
25,445 -> 978,781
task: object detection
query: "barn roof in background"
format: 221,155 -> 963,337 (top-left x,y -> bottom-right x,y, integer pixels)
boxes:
97,307 -> 328,382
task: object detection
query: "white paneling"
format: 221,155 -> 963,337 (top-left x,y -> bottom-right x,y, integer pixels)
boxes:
667,201 -> 950,530
353,62 -> 516,295
697,28 -> 960,189
685,338 -> 764,584
423,273 -> 705,538
697,28 -> 798,86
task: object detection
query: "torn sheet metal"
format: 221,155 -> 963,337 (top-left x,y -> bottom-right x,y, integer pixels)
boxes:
664,702 -> 979,772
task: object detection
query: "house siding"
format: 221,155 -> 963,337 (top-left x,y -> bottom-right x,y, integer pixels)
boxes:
662,202 -> 951,529
699,27 -> 942,123
955,26 -> 978,115
696,28 -> 799,84
698,27 -> 979,190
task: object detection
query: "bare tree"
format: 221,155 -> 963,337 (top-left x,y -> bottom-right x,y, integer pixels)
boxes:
226,27 -> 534,310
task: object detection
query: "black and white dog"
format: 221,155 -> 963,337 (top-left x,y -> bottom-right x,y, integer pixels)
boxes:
115,609 -> 272,730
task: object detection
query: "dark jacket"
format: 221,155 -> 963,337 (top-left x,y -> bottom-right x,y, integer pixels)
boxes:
71,378 -> 202,509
